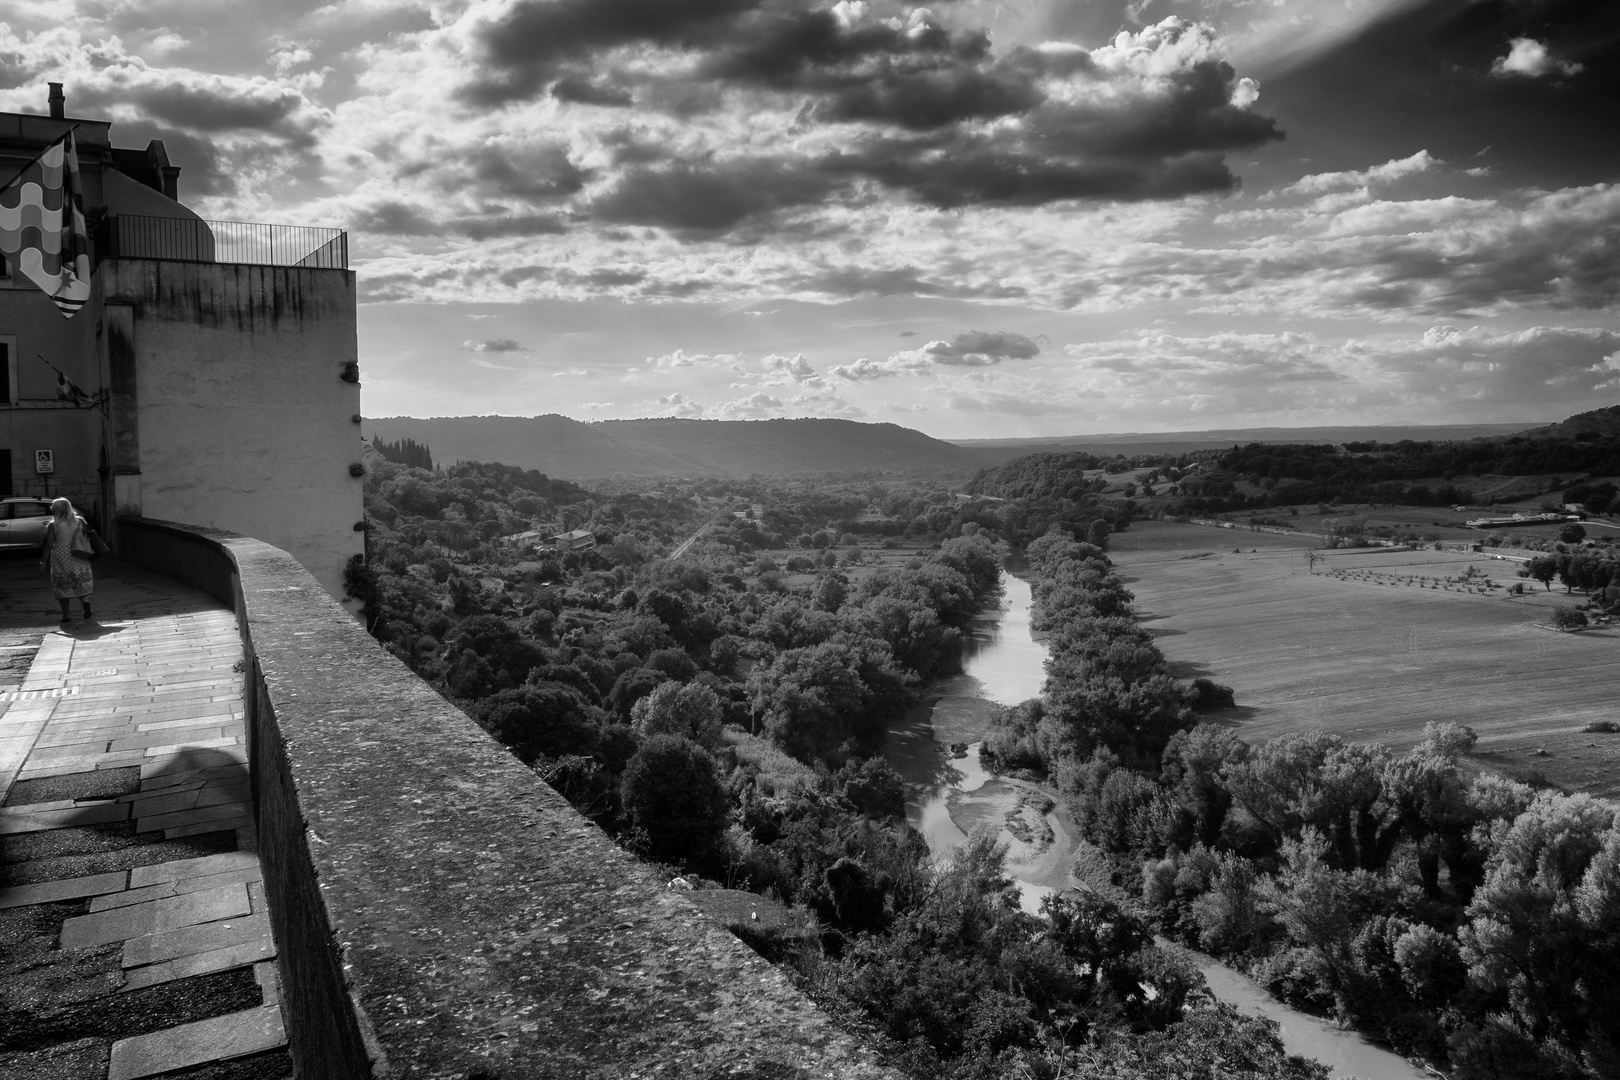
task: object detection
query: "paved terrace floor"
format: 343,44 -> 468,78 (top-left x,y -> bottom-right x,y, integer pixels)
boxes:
0,555 -> 290,1079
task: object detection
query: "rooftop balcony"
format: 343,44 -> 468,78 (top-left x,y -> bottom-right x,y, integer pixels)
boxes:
96,215 -> 348,270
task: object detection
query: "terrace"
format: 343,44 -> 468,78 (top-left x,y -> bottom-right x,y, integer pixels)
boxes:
0,523 -> 895,1078
95,215 -> 349,270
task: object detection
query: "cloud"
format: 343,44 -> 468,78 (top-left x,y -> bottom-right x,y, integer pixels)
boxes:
760,353 -> 824,386
463,338 -> 525,352
925,330 -> 1041,364
831,329 -> 1040,379
650,349 -> 739,369
1275,150 -> 1436,199
712,392 -> 786,418
454,7 -> 1280,233
829,357 -> 902,381
654,391 -> 705,418
1491,38 -> 1583,79
1044,326 -> 1620,424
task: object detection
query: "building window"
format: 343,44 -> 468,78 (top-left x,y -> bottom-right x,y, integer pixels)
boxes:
0,338 -> 15,405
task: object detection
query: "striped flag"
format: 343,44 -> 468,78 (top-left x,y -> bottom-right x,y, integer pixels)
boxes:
0,129 -> 92,318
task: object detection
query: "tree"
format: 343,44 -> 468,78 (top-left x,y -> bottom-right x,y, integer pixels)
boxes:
1087,519 -> 1113,550
813,571 -> 848,613
1527,555 -> 1559,591
1459,792 -> 1620,1066
619,735 -> 731,864
479,683 -> 607,764
629,680 -> 724,750
1559,523 -> 1586,545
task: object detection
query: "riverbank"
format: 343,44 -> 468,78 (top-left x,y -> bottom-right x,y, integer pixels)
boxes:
883,570 -> 1082,914
886,562 -> 1436,1079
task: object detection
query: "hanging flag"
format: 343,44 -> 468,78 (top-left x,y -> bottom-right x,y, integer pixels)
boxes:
38,355 -> 96,408
0,129 -> 92,318
56,369 -> 92,406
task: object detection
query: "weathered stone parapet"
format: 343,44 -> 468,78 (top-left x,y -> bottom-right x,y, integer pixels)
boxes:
116,517 -> 898,1080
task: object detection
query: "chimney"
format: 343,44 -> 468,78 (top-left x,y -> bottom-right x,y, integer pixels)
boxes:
48,82 -> 65,119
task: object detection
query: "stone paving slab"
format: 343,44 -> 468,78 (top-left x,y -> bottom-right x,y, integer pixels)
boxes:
128,851 -> 261,888
122,912 -> 272,968
0,796 -> 80,815
0,799 -> 130,834
60,883 -> 252,949
0,561 -> 287,1078
110,727 -> 233,752
107,1005 -> 285,1080
137,802 -> 249,834
121,936 -> 278,992
138,763 -> 246,791
91,880 -> 181,912
167,812 -> 251,840
0,869 -> 128,910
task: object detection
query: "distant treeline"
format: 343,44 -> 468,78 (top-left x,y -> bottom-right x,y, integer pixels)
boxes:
372,436 -> 436,471
1177,435 -> 1620,514
968,451 -> 1187,502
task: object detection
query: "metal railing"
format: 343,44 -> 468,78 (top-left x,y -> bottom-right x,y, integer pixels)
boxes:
97,215 -> 348,270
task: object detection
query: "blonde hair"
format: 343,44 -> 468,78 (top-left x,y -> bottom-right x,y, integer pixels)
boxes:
50,498 -> 75,523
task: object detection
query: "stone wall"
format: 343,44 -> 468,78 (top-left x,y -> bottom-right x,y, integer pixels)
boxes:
116,516 -> 898,1080
100,259 -> 364,610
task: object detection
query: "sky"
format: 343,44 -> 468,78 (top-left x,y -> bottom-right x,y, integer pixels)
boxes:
2,0 -> 1617,438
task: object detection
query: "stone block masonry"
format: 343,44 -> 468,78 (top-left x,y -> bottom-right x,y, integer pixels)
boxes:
117,516 -> 897,1078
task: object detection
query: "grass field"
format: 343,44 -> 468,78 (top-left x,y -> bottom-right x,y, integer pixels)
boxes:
1110,520 -> 1620,799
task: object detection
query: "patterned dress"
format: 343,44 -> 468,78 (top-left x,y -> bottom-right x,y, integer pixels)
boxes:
46,519 -> 94,600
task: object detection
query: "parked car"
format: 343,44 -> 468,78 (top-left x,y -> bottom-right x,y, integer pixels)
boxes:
0,498 -> 54,550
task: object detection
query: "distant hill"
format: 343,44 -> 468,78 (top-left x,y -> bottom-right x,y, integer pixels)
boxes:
363,415 -> 1017,479
948,422 -> 1545,455
1519,405 -> 1620,440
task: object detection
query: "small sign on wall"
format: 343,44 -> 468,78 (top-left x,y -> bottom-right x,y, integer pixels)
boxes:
34,450 -> 53,474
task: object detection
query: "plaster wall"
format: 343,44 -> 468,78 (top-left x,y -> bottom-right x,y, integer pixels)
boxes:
100,258 -> 363,604
0,269 -> 106,505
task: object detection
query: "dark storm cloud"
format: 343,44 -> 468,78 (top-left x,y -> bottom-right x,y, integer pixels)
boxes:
463,143 -> 589,200
818,137 -> 1243,206
461,3 -> 1281,227
1028,62 -> 1281,159
930,330 -> 1041,360
800,264 -> 1029,301
461,0 -> 763,104
697,7 -> 967,87
349,201 -> 443,236
819,64 -> 1045,130
551,76 -> 635,107
452,213 -> 569,239
348,201 -> 567,239
588,159 -> 838,233
123,81 -> 308,135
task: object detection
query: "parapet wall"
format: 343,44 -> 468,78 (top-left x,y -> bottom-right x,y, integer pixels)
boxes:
117,516 -> 896,1080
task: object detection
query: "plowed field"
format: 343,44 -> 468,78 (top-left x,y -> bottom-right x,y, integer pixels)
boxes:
1110,521 -> 1619,798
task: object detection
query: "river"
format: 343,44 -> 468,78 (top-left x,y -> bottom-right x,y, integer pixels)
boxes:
881,568 -> 1432,1080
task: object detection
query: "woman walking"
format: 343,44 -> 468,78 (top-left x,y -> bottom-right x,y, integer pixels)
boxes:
39,498 -> 93,623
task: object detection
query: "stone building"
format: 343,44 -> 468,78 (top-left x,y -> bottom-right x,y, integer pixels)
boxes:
0,85 -> 363,607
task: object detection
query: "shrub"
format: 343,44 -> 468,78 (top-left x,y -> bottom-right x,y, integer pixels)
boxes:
1580,721 -> 1618,734
1186,677 -> 1236,713
1552,607 -> 1588,630
620,735 -> 730,865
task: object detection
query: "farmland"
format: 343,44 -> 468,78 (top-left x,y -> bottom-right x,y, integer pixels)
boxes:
1110,520 -> 1620,798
